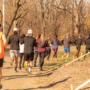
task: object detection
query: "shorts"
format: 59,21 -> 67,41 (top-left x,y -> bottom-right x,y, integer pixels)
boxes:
24,52 -> 34,61
10,50 -> 19,57
0,58 -> 3,67
64,47 -> 70,53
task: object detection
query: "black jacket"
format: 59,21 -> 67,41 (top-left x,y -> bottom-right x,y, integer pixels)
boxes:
7,34 -> 20,50
21,36 -> 37,53
85,37 -> 90,49
74,38 -> 83,47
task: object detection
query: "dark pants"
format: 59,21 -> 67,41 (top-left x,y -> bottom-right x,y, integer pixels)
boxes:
45,48 -> 51,60
75,47 -> 81,57
19,53 -> 24,68
34,51 -> 38,66
84,48 -> 90,59
53,48 -> 58,58
38,52 -> 45,69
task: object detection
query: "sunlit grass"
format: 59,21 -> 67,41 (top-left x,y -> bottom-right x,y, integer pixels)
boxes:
43,47 -> 90,70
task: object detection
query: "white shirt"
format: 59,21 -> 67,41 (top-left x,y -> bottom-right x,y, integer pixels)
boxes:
19,43 -> 24,53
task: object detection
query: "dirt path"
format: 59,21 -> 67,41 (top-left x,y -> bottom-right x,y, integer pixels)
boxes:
2,52 -> 52,90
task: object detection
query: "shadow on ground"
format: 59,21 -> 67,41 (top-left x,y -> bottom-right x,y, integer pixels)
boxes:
4,77 -> 71,90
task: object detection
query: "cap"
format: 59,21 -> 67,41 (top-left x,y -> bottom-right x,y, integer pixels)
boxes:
28,29 -> 33,34
13,28 -> 18,31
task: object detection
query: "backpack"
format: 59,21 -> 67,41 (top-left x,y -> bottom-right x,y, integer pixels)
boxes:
40,40 -> 45,48
0,32 -> 4,59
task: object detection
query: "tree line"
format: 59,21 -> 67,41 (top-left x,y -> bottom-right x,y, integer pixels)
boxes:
0,0 -> 90,40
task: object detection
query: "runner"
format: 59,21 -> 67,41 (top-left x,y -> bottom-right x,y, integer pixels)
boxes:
84,34 -> 90,60
0,24 -> 7,88
51,35 -> 60,61
7,28 -> 20,72
21,29 -> 37,75
36,34 -> 49,71
45,37 -> 51,61
19,34 -> 25,69
73,35 -> 83,59
34,34 -> 41,67
62,33 -> 71,62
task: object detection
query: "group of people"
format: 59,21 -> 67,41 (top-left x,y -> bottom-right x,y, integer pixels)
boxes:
1,24 -> 90,88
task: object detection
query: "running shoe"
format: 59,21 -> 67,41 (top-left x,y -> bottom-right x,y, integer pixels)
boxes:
73,55 -> 75,59
47,59 -> 49,61
24,62 -> 28,71
15,70 -> 18,72
10,59 -> 14,66
65,60 -> 68,62
62,55 -> 64,59
28,72 -> 31,75
34,63 -> 36,67
0,84 -> 2,89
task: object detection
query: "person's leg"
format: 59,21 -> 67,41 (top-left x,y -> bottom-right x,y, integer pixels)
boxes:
22,53 -> 25,68
47,48 -> 51,60
54,49 -> 58,61
34,51 -> 38,67
15,57 -> 18,72
65,48 -> 70,62
28,52 -> 34,74
0,58 -> 3,88
40,52 -> 45,70
38,52 -> 42,69
19,53 -> 23,69
62,48 -> 67,59
84,48 -> 88,60
0,68 -> 2,84
0,68 -> 3,89
74,47 -> 80,58
10,50 -> 14,66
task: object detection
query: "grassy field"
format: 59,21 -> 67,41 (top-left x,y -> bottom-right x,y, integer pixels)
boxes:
43,47 -> 90,70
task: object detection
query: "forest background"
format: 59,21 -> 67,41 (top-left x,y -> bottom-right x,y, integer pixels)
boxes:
0,0 -> 90,41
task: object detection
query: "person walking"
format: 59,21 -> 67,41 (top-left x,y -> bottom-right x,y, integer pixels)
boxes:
7,28 -> 20,72
84,34 -> 90,60
51,35 -> 61,61
19,34 -> 25,69
21,29 -> 37,75
73,35 -> 83,59
45,37 -> 51,61
36,34 -> 49,71
62,33 -> 71,62
34,34 -> 41,67
0,24 -> 7,88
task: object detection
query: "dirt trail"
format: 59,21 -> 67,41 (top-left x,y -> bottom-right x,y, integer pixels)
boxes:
2,52 -> 52,90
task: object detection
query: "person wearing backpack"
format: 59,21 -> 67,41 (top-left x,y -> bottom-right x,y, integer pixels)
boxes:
7,28 -> 20,72
19,34 -> 25,69
34,34 -> 41,67
84,34 -> 90,60
36,34 -> 49,71
51,35 -> 61,61
0,24 -> 7,88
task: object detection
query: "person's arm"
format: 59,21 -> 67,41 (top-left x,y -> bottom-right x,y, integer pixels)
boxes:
51,40 -> 53,44
61,39 -> 64,45
58,40 -> 61,45
7,36 -> 11,44
74,39 -> 77,44
2,34 -> 7,49
81,39 -> 83,45
34,39 -> 37,47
